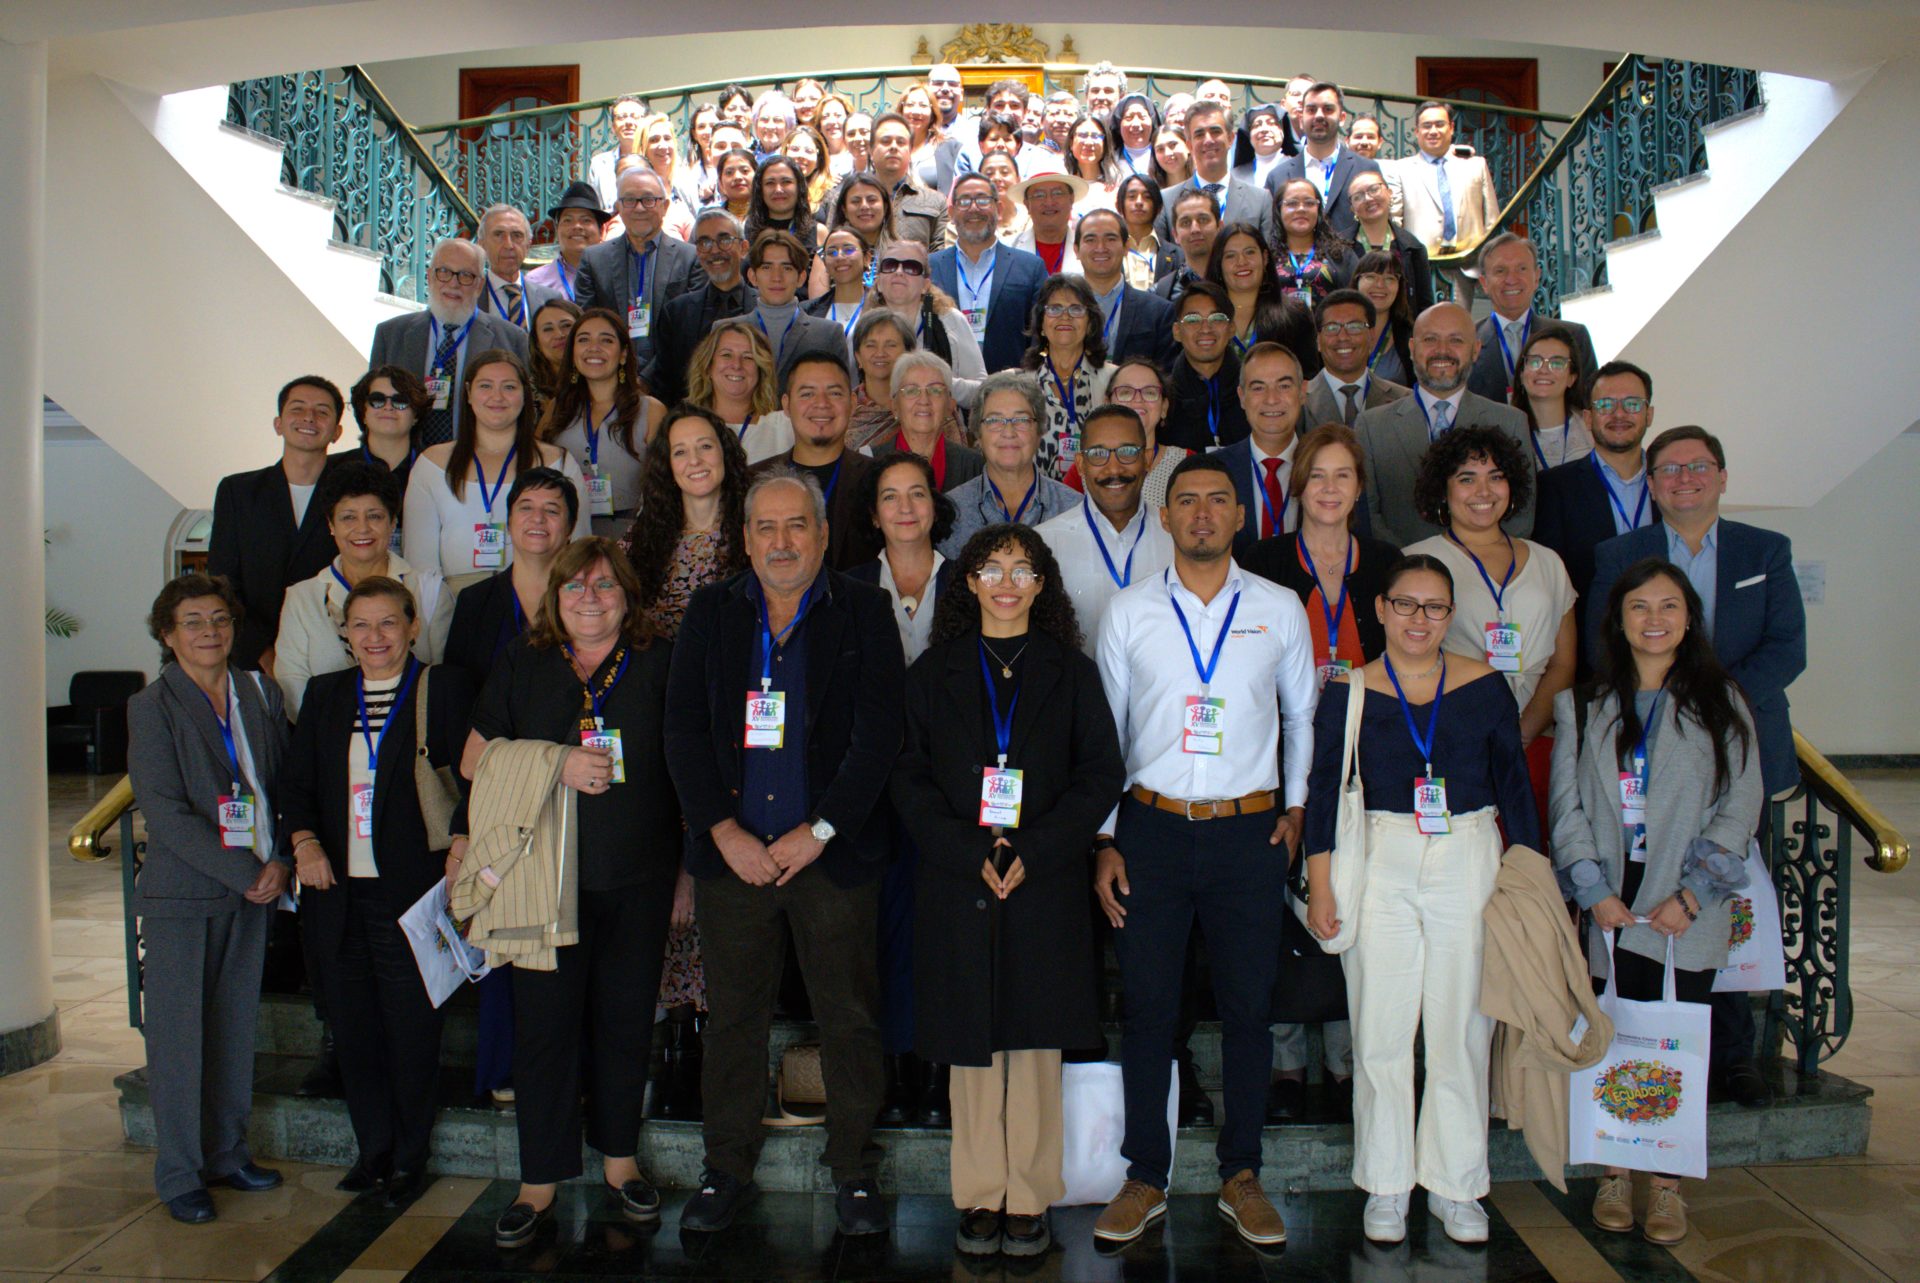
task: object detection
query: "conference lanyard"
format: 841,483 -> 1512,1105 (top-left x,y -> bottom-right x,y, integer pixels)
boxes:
1384,652 -> 1447,777
1591,451 -> 1651,532
1493,311 -> 1532,391
1083,499 -> 1144,590
834,299 -> 863,340
629,242 -> 655,302
991,473 -> 1038,524
583,406 -> 620,467
484,278 -> 527,327
820,457 -> 844,504
977,639 -> 1021,769
1049,357 -> 1083,428
565,643 -> 632,728
355,658 -> 421,778
1253,454 -> 1289,535
1411,386 -> 1455,439
474,446 -> 516,518
1299,531 -> 1353,658
555,258 -> 577,303
1100,293 -> 1123,345
954,247 -> 996,311
1447,529 -> 1519,622
426,314 -> 476,375
203,681 -> 244,796
1366,326 -> 1392,371
758,586 -> 814,692
1166,568 -> 1241,695
754,309 -> 798,353
1203,375 -> 1221,445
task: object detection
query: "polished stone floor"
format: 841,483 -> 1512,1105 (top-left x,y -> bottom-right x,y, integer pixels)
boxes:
4,770 -> 1917,1282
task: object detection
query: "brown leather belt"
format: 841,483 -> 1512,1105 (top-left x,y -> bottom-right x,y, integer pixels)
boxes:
1128,785 -> 1279,821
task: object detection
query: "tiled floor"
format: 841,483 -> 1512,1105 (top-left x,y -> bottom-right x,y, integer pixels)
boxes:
3,771 -> 1916,1281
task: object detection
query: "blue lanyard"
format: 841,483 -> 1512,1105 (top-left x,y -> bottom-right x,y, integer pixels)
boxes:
1100,293 -> 1123,345
509,587 -> 528,635
1253,454 -> 1289,535
755,309 -> 799,351
427,314 -> 476,374
1493,311 -> 1531,390
1049,357 -> 1082,428
556,258 -> 577,303
584,406 -> 619,467
328,562 -> 353,595
484,278 -> 526,327
1365,327 -> 1391,371
954,247 -> 996,308
355,658 -> 420,777
735,415 -> 753,445
1083,499 -> 1143,589
1412,387 -> 1454,439
201,679 -> 243,794
1165,569 -> 1240,691
565,643 -> 632,726
835,299 -> 863,340
474,446 -> 516,518
628,241 -> 655,303
757,585 -> 814,691
1287,249 -> 1319,280
977,638 -> 1021,768
1384,652 -> 1447,775
1203,375 -> 1221,445
821,457 -> 843,504
1299,532 -> 1352,657
1632,684 -> 1666,781
1447,529 -> 1518,618
1591,451 -> 1650,532
990,473 -> 1038,524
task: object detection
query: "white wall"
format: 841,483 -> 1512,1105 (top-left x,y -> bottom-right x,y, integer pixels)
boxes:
366,24 -> 1613,128
43,434 -> 184,705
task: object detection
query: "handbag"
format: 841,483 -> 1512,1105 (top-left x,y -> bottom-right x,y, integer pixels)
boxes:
1713,839 -> 1786,992
1055,1060 -> 1179,1206
412,667 -> 462,853
1292,674 -> 1369,955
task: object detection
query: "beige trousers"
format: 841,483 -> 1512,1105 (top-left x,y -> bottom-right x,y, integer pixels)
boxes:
949,1049 -> 1064,1214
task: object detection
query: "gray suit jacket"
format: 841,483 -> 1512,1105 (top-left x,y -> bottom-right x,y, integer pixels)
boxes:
368,308 -> 529,375
1303,370 -> 1408,431
126,663 -> 291,918
1549,686 -> 1763,974
1354,389 -> 1534,545
1155,175 -> 1276,245
574,232 -> 707,367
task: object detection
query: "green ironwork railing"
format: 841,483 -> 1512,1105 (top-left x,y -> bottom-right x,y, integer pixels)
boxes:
413,64 -> 1567,247
227,66 -> 478,301
1434,54 -> 1762,310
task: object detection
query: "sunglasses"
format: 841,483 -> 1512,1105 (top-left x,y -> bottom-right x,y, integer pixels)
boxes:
877,258 -> 927,277
364,392 -> 410,410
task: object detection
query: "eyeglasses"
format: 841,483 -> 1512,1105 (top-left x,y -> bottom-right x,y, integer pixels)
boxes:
896,383 -> 949,400
1651,460 -> 1719,480
693,234 -> 743,252
877,258 -> 927,276
175,614 -> 235,635
973,565 -> 1039,588
1523,355 -> 1571,372
1349,184 -> 1388,201
559,578 -> 623,597
1108,385 -> 1164,404
1590,396 -> 1648,414
1043,302 -> 1089,318
952,194 -> 995,209
1079,444 -> 1146,465
1280,198 -> 1321,213
1319,320 -> 1371,336
617,194 -> 666,209
1177,312 -> 1232,327
820,244 -> 862,259
979,414 -> 1036,434
430,266 -> 479,285
1384,596 -> 1454,620
364,391 -> 410,409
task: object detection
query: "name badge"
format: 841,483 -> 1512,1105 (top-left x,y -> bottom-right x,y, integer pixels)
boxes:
1484,621 -> 1524,673
1318,658 -> 1352,689
217,792 -> 256,850
744,690 -> 787,748
979,766 -> 1024,827
1413,776 -> 1450,835
427,375 -> 452,411
1628,824 -> 1649,863
1619,769 -> 1647,827
1182,695 -> 1226,755
627,300 -> 652,339
583,466 -> 614,516
582,727 -> 626,784
388,527 -> 404,554
351,782 -> 374,839
963,306 -> 988,340
473,522 -> 506,569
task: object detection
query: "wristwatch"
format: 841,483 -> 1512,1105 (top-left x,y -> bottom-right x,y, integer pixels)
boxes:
810,817 -> 837,844
1092,835 -> 1118,854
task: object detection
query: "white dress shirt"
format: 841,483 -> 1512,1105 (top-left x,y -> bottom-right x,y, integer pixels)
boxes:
1248,436 -> 1300,537
875,550 -> 944,665
1036,499 -> 1176,656
1096,561 -> 1319,831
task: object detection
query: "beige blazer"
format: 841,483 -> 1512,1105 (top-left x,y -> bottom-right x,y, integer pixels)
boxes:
274,554 -> 453,720
1388,152 -> 1501,253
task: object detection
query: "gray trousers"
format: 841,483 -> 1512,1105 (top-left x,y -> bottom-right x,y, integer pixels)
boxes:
142,907 -> 269,1200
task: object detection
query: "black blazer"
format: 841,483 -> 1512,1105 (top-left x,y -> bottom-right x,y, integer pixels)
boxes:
890,630 -> 1125,1066
1533,453 -> 1629,648
442,570 -> 530,728
751,448 -> 883,572
207,452 -> 356,669
642,280 -> 753,406
575,233 -> 707,369
1263,148 -> 1385,239
277,663 -> 471,950
1107,285 -> 1178,370
1161,351 -> 1250,452
664,568 -> 906,887
1241,532 -> 1402,661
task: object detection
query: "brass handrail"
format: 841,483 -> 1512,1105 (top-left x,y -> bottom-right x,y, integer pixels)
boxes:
1794,731 -> 1910,873
413,65 -> 1573,134
68,776 -> 135,863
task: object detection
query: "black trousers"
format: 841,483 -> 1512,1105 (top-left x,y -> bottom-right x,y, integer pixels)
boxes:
315,883 -> 445,1173
696,866 -> 883,1185
511,879 -> 673,1184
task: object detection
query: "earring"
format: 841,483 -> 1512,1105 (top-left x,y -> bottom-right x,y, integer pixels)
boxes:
570,371 -> 579,385
619,366 -> 627,385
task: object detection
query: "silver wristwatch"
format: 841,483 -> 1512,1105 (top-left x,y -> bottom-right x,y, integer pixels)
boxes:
810,817 -> 836,844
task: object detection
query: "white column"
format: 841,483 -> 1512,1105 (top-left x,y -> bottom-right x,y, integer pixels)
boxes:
0,37 -> 56,1072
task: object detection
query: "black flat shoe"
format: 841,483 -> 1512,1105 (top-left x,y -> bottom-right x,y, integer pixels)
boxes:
955,1207 -> 1001,1255
167,1189 -> 216,1224
605,1175 -> 661,1223
680,1169 -> 756,1233
1002,1212 -> 1051,1258
835,1178 -> 889,1236
335,1159 -> 387,1194
383,1169 -> 429,1210
494,1199 -> 553,1248
212,1162 -> 283,1192
1721,1061 -> 1774,1109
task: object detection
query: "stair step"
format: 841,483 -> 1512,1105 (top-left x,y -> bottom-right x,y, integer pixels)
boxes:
1701,103 -> 1768,135
112,1058 -> 1872,1193
1651,170 -> 1712,198
1606,228 -> 1664,253
214,118 -> 287,155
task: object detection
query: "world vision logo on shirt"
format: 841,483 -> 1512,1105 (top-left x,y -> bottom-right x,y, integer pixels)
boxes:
1229,625 -> 1271,638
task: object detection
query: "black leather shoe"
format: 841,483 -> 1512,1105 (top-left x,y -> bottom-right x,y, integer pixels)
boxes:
835,1178 -> 889,1236
680,1169 -> 756,1233
212,1162 -> 283,1192
916,1062 -> 951,1129
335,1158 -> 387,1194
955,1207 -> 1001,1255
382,1169 -> 429,1210
1267,1077 -> 1305,1123
877,1053 -> 917,1127
1002,1212 -> 1051,1258
1326,1076 -> 1354,1123
606,1175 -> 661,1223
167,1189 -> 216,1224
1721,1060 -> 1774,1108
494,1199 -> 552,1248
1177,1058 -> 1214,1127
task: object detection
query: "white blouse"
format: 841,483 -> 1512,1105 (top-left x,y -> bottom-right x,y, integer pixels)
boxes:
550,408 -> 649,538
1409,534 -> 1576,712
402,447 -> 591,581
875,550 -> 945,665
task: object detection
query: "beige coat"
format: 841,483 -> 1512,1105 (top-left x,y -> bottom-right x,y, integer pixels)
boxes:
450,738 -> 578,971
1479,844 -> 1614,1191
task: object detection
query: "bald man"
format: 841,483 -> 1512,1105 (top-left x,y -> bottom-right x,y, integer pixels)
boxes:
1352,302 -> 1534,545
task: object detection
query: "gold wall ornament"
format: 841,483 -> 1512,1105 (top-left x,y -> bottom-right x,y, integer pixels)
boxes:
910,36 -> 932,67
939,24 -> 1051,65
1058,33 -> 1079,62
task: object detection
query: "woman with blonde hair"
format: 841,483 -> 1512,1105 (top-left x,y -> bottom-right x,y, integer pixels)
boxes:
684,317 -> 795,466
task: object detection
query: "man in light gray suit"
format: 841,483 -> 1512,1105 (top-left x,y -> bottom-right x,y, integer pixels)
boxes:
474,204 -> 564,333
1156,100 -> 1277,246
1354,301 -> 1534,545
367,238 -> 528,446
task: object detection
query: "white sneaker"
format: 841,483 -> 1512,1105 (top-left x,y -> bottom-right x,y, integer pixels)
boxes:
1363,1191 -> 1410,1243
1426,1192 -> 1490,1243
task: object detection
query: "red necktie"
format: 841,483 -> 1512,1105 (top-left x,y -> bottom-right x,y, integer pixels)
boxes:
1261,457 -> 1285,538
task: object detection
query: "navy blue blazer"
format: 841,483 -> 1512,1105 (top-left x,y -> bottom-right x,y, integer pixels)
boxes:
1467,312 -> 1599,405
1105,285 -> 1177,370
1534,453 -> 1646,648
1263,148 -> 1384,239
1587,520 -> 1806,794
929,244 -> 1048,374
1213,436 -> 1376,558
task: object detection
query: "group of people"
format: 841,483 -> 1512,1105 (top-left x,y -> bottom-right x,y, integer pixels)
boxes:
126,65 -> 1806,1262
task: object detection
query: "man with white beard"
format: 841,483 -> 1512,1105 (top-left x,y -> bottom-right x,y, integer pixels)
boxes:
368,238 -> 529,446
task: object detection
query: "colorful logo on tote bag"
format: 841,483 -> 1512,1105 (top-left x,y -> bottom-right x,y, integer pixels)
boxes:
1727,896 -> 1755,948
1594,1059 -> 1685,1124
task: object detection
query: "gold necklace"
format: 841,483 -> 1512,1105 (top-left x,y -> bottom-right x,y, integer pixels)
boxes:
980,638 -> 1029,678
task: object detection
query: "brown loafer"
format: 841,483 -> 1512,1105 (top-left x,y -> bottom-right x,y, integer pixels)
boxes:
1217,1170 -> 1286,1245
1592,1174 -> 1634,1233
1093,1179 -> 1166,1243
1644,1183 -> 1688,1244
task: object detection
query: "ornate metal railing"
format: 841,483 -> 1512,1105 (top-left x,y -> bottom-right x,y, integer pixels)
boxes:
226,66 -> 478,301
1434,54 -> 1762,311
67,778 -> 145,1032
1767,733 -> 1910,1078
411,64 -> 1567,243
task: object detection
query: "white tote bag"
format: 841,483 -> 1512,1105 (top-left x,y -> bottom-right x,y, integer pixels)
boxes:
399,882 -> 493,1009
1713,839 -> 1786,993
1056,1060 -> 1179,1206
1569,933 -> 1710,1178
1304,674 -> 1369,955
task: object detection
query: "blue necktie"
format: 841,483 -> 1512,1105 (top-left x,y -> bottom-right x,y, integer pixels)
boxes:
1204,182 -> 1224,213
1431,399 -> 1454,435
1431,155 -> 1457,243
